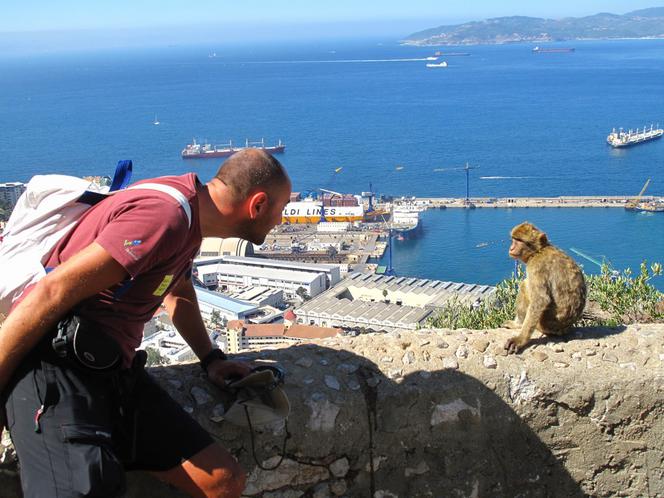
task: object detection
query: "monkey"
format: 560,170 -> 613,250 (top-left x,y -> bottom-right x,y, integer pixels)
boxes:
504,222 -> 586,354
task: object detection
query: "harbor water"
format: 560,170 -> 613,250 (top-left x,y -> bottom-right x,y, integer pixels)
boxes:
1,38 -> 663,288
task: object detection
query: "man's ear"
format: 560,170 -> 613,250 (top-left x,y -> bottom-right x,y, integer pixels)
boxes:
247,191 -> 268,219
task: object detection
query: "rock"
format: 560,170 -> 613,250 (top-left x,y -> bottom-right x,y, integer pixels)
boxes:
419,339 -> 431,346
402,350 -> 415,365
374,491 -> 399,498
619,362 -> 637,371
532,351 -> 548,362
325,375 -> 341,391
442,357 -> 459,370
421,350 -> 431,362
552,344 -> 564,353
295,357 -> 313,368
347,379 -> 361,390
553,361 -> 569,368
305,394 -> 340,432
472,339 -> 490,353
405,460 -> 430,477
167,379 -> 182,389
365,456 -> 387,472
483,355 -> 497,369
508,370 -> 538,405
330,479 -> 348,496
337,363 -> 359,374
437,340 -> 449,349
571,352 -> 583,361
387,368 -> 403,380
190,386 -> 212,405
431,399 -> 480,426
244,457 -> 330,495
381,356 -> 393,363
319,359 -> 329,366
312,483 -> 330,498
330,457 -> 350,477
303,377 -> 315,385
455,345 -> 469,359
585,349 -> 597,357
603,353 -> 619,363
183,405 -> 194,414
419,371 -> 432,379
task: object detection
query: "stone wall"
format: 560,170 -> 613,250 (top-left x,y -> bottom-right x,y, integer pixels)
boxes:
1,324 -> 663,497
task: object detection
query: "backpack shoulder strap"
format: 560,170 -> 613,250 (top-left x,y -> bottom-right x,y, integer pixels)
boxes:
127,183 -> 192,228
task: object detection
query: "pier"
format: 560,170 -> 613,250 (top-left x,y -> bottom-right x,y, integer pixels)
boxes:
413,195 -> 664,209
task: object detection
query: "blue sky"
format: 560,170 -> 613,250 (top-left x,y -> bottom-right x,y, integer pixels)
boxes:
0,1 -> 661,55
2,1 -> 660,33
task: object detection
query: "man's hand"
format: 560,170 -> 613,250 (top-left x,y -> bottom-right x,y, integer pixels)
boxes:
205,359 -> 252,388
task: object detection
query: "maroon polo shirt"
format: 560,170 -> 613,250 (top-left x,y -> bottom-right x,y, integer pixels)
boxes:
36,173 -> 202,365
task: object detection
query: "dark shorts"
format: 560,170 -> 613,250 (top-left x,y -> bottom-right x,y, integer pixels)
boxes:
4,349 -> 214,498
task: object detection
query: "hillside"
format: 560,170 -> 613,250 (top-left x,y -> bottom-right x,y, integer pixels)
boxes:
403,7 -> 664,46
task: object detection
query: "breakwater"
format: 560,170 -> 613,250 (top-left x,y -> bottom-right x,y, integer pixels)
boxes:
415,196 -> 662,209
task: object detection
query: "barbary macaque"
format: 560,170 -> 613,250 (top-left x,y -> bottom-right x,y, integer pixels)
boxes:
504,222 -> 586,353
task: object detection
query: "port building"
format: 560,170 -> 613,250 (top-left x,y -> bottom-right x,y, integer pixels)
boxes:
225,319 -> 340,353
194,255 -> 341,299
295,272 -> 495,332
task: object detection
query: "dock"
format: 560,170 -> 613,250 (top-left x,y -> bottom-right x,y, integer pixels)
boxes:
413,196 -> 664,209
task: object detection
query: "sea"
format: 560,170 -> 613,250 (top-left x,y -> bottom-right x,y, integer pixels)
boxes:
1,38 -> 663,288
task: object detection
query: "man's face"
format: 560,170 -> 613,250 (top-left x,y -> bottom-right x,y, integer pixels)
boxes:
237,184 -> 291,245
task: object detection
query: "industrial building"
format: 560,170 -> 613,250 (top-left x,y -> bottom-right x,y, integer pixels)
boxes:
225,320 -> 340,353
195,286 -> 283,326
194,255 -> 340,299
295,272 -> 496,332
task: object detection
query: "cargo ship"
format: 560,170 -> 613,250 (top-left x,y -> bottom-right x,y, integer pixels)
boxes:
607,125 -> 663,148
282,191 -> 364,223
181,138 -> 285,159
532,46 -> 575,53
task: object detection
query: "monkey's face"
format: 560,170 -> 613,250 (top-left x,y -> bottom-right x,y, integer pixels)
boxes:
509,238 -> 530,261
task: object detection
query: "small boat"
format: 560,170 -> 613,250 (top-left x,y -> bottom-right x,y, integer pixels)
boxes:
153,115 -> 160,126
532,46 -> 575,53
426,61 -> 448,68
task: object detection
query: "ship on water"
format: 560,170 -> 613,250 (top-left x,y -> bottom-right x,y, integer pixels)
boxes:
607,125 -> 663,148
426,61 -> 448,68
532,46 -> 575,53
390,203 -> 422,240
181,138 -> 285,159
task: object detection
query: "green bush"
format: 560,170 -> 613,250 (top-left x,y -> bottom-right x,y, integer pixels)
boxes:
427,262 -> 663,330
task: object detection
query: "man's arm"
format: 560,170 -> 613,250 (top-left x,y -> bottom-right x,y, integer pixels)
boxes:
163,277 -> 251,385
0,242 -> 128,393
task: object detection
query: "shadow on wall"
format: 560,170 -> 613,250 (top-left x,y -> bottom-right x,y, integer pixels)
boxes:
124,340 -> 587,498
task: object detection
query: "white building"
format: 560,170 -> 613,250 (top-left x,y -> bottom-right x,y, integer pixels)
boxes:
194,286 -> 259,324
296,272 -> 496,333
225,320 -> 340,354
195,259 -> 330,299
225,286 -> 284,307
0,182 -> 26,209
195,255 -> 341,289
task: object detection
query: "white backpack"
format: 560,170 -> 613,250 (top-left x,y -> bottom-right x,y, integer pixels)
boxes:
0,162 -> 191,315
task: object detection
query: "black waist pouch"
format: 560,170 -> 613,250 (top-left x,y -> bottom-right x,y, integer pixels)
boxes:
52,315 -> 122,372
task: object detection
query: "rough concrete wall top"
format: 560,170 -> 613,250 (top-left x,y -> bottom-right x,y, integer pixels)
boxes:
1,324 -> 663,497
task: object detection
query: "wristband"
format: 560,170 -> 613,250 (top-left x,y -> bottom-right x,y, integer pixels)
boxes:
200,348 -> 227,373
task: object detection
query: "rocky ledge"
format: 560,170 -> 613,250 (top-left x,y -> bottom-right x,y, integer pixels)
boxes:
2,324 -> 663,497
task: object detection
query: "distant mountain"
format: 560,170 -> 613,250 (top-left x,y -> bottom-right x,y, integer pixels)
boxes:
403,8 -> 664,46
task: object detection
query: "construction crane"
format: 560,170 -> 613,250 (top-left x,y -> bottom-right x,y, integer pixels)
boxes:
433,162 -> 479,205
626,178 -> 650,210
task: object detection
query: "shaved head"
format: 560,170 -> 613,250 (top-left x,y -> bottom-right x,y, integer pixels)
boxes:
214,149 -> 290,201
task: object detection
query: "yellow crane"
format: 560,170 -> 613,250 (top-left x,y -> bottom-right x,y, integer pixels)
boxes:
626,178 -> 650,210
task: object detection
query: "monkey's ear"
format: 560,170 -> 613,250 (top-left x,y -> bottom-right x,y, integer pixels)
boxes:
537,232 -> 548,247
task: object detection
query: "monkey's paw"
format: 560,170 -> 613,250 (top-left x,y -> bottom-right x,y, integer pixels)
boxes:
504,336 -> 526,354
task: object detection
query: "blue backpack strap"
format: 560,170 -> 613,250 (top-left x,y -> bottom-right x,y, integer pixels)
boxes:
78,159 -> 133,206
109,160 -> 133,192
